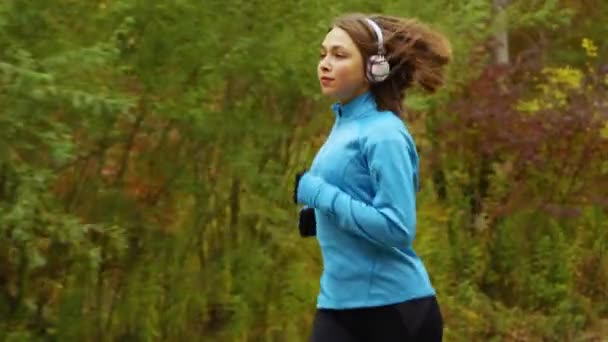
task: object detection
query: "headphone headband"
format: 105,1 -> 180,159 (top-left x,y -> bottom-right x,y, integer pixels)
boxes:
364,18 -> 385,55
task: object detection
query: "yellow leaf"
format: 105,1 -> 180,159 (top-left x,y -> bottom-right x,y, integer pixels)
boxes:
582,38 -> 598,58
516,98 -> 542,113
542,66 -> 583,89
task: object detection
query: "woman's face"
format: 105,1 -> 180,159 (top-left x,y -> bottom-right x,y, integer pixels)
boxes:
318,27 -> 369,104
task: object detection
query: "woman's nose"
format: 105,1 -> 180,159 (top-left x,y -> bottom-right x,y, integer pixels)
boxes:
319,57 -> 331,72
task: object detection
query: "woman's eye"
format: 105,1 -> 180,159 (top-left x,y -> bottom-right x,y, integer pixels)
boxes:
319,52 -> 346,60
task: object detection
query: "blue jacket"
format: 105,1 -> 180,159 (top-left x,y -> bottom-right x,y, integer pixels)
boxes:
296,91 -> 435,309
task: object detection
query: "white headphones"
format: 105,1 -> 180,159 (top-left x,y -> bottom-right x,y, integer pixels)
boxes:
364,18 -> 390,83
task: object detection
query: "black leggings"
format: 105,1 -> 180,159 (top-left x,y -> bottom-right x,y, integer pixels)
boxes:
310,295 -> 443,342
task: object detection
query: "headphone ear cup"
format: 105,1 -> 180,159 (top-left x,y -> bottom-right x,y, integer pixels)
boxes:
367,55 -> 390,83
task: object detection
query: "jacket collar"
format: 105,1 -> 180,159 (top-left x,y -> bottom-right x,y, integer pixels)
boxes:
331,91 -> 377,120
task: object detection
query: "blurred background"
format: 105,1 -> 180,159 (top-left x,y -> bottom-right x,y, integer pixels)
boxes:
0,0 -> 607,341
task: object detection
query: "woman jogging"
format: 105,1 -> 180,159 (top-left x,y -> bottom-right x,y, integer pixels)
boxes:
293,12 -> 452,341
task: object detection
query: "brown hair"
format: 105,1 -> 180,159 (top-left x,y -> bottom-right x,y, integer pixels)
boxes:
332,13 -> 452,116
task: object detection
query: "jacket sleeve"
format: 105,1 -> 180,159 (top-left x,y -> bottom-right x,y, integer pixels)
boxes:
296,135 -> 417,248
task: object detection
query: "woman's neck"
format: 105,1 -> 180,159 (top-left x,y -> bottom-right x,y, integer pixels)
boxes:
339,84 -> 370,105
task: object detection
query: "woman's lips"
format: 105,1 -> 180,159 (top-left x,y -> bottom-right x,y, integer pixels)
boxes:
320,76 -> 334,86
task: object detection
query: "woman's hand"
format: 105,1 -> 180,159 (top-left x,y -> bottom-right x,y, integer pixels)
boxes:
293,169 -> 307,204
298,207 -> 316,237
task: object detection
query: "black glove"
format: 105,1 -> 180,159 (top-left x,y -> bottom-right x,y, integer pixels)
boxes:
293,169 -> 306,204
298,207 -> 316,237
